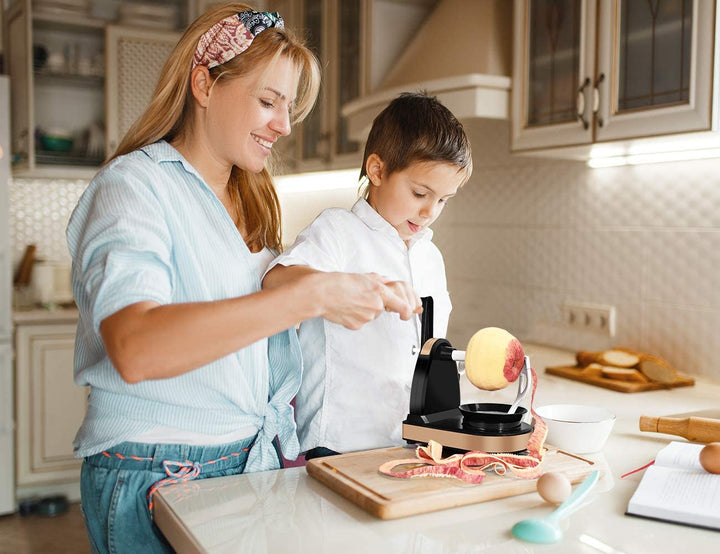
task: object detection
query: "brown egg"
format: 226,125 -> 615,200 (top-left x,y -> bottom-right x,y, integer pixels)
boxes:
536,472 -> 572,504
699,442 -> 720,474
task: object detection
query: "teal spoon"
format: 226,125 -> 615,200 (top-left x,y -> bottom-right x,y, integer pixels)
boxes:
511,470 -> 600,544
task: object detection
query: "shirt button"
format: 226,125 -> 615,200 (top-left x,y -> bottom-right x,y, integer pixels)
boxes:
411,345 -> 418,356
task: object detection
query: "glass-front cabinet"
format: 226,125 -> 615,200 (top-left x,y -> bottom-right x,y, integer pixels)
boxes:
4,0 -> 373,176
511,0 -> 715,154
2,0 -> 190,178
270,0 -> 367,174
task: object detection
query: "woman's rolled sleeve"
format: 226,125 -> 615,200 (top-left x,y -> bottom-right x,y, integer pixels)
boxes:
73,171 -> 175,334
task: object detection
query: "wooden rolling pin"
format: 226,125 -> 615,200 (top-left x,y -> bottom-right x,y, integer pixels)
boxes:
639,415 -> 720,444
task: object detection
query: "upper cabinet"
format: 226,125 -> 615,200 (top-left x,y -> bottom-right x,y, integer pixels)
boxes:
105,24 -> 181,156
511,0 -> 716,156
2,0 -> 188,178
269,0 -> 368,174
3,0 -> 421,176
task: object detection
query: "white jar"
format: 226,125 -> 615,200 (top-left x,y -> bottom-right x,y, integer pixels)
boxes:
32,261 -> 73,305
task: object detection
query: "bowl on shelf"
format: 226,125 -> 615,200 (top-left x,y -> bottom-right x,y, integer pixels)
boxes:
39,133 -> 74,152
535,404 -> 616,454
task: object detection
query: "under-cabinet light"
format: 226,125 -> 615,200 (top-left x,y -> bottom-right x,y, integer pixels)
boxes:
588,147 -> 720,168
588,136 -> 720,168
275,168 -> 361,193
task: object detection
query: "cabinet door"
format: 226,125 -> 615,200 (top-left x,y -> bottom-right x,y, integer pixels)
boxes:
3,0 -> 34,171
299,0 -> 326,165
105,25 -> 182,156
292,0 -> 366,172
0,343 -> 14,515
595,0 -> 714,142
0,78 -> 10,341
333,0 -> 363,158
15,324 -> 86,486
512,0 -> 596,152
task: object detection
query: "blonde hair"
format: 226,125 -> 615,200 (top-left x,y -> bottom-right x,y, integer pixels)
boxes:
111,3 -> 321,252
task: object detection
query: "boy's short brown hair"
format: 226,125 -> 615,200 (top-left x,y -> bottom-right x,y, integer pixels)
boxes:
360,92 -> 473,184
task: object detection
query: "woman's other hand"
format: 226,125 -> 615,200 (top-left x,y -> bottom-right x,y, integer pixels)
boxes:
374,277 -> 423,321
263,265 -> 421,330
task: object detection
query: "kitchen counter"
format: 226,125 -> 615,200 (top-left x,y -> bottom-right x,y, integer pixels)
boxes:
154,344 -> 720,553
13,307 -> 79,325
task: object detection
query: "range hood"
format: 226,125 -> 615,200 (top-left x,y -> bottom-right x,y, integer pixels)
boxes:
343,0 -> 512,142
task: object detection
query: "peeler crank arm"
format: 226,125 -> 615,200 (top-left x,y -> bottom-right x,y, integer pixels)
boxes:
452,350 -> 466,374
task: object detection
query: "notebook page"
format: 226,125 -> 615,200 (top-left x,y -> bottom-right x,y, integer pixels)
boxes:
628,442 -> 720,529
654,441 -> 704,471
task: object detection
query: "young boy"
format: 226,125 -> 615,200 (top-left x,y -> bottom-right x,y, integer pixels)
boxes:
263,92 -> 472,460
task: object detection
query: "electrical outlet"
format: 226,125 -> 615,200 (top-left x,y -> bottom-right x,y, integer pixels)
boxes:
562,301 -> 616,337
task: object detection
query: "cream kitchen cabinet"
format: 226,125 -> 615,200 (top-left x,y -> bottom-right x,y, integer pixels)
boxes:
15,320 -> 85,487
270,0 -> 433,174
105,24 -> 181,156
2,0 -> 187,178
511,0 -> 716,156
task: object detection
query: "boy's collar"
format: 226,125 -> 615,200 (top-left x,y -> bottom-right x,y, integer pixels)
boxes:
352,198 -> 433,247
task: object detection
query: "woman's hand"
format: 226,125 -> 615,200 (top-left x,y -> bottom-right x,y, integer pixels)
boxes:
376,277 -> 423,321
312,272 -> 387,329
263,265 -> 422,330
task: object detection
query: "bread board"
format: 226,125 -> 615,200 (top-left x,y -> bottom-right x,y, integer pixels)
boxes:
546,365 -> 695,393
306,446 -> 599,520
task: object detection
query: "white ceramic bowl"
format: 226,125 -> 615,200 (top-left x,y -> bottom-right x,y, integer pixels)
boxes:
535,404 -> 616,454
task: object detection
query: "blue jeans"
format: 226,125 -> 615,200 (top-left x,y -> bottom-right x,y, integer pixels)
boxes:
80,436 -> 260,554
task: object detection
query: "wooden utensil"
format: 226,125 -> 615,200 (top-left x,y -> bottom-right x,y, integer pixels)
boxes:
639,415 -> 720,444
13,244 -> 36,286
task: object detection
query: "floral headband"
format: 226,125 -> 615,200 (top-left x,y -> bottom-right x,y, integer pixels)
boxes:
192,11 -> 284,71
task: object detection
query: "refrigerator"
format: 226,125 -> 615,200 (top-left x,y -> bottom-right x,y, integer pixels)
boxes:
0,75 -> 14,515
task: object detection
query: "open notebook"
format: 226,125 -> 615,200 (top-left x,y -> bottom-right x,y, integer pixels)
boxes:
626,441 -> 720,531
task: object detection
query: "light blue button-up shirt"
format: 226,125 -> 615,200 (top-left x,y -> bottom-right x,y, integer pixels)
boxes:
66,140 -> 301,471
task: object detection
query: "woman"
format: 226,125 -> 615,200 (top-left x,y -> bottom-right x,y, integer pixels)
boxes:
67,4 -> 419,552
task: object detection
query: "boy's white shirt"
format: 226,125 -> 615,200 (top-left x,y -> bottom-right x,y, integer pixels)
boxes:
266,198 -> 452,453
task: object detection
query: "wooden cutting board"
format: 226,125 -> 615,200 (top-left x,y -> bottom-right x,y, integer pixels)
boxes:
306,446 -> 599,520
546,365 -> 695,393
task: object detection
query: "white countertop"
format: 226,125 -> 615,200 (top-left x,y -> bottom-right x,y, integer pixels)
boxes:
13,307 -> 79,325
154,344 -> 720,553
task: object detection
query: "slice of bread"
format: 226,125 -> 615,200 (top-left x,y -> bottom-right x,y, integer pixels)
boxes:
600,366 -> 649,382
598,349 -> 640,368
580,362 -> 604,377
638,354 -> 680,384
576,350 -> 603,367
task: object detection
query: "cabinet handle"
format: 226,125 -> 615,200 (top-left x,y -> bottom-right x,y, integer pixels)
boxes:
576,77 -> 591,130
593,73 -> 605,128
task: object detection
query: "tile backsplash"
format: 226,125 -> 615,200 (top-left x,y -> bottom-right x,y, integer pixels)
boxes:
432,119 -> 720,381
9,179 -> 87,266
9,120 -> 720,381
